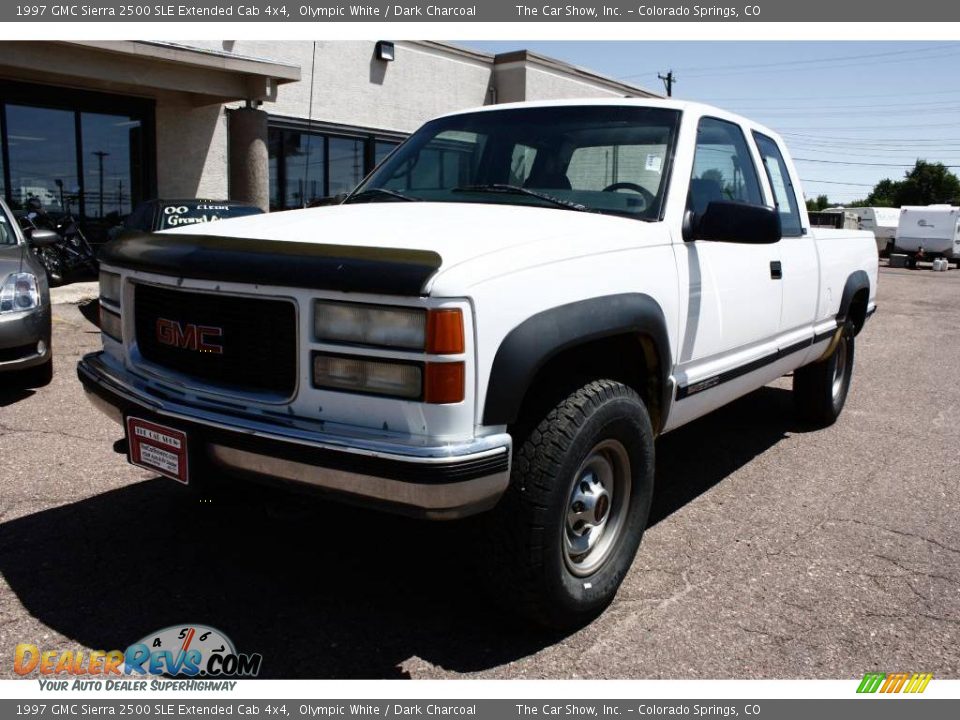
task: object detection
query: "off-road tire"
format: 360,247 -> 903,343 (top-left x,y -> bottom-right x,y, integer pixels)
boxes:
478,379 -> 655,629
794,321 -> 855,427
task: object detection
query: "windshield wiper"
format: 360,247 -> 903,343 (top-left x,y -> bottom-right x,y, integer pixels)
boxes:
452,184 -> 592,212
345,188 -> 419,203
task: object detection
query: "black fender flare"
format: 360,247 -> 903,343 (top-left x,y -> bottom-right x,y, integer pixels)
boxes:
481,293 -> 673,428
837,270 -> 871,333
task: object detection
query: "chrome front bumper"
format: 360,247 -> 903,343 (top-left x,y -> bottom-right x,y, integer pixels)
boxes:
78,352 -> 511,519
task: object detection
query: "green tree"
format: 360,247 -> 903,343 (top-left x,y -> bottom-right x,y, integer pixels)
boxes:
864,178 -> 899,207
805,194 -> 831,211
864,161 -> 960,207
896,160 -> 960,206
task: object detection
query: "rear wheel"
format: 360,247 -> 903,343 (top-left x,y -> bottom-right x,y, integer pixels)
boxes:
794,321 -> 855,427
478,379 -> 655,629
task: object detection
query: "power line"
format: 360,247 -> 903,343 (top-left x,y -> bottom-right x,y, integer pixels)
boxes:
619,42 -> 958,79
794,158 -> 960,168
800,179 -> 878,187
697,88 -> 960,103
776,120 -> 960,131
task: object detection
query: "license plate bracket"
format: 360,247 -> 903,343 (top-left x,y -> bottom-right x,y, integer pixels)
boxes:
126,416 -> 189,485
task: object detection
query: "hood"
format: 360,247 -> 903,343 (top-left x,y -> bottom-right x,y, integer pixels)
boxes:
105,202 -> 662,296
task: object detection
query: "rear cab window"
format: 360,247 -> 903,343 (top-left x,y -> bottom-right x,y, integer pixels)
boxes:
752,132 -> 804,237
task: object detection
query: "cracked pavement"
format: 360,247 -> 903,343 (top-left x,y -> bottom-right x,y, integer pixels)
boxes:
0,264 -> 958,679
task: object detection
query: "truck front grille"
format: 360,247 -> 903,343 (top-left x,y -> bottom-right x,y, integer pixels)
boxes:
134,284 -> 297,397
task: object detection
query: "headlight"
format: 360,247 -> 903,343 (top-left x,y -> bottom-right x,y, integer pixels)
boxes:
313,353 -> 422,399
99,270 -> 121,308
314,301 -> 464,353
314,301 -> 426,349
0,273 -> 41,314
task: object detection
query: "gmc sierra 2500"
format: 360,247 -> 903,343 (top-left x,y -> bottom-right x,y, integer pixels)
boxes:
79,100 -> 878,628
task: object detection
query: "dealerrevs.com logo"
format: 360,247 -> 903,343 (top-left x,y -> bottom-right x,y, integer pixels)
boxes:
14,624 -> 262,689
857,672 -> 933,694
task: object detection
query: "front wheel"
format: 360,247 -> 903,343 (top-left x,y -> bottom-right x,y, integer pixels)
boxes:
478,379 -> 655,629
794,321 -> 855,427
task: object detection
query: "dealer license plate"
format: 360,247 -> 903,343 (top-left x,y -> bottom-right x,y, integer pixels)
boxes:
126,417 -> 189,485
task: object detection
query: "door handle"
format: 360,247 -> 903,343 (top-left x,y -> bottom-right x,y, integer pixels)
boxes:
770,261 -> 783,280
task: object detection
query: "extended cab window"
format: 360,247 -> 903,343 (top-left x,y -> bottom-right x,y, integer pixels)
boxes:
350,106 -> 681,221
689,117 -> 763,215
753,132 -> 803,237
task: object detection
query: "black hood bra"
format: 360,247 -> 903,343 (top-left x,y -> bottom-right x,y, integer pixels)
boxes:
98,233 -> 442,297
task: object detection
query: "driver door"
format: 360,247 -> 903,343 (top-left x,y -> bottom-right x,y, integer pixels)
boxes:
670,117 -> 783,418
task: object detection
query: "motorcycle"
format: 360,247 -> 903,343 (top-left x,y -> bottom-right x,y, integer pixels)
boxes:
18,199 -> 99,286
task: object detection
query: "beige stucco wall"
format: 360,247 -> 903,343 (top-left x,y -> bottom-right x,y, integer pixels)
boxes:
154,99 -> 229,199
522,63 -> 638,100
191,41 -> 495,133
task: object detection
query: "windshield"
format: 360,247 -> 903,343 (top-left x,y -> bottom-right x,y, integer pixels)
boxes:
350,105 -> 680,221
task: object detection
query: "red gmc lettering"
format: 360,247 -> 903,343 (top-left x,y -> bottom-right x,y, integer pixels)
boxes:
156,318 -> 223,354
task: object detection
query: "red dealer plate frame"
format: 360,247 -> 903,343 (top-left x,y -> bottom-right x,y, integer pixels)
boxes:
126,417 -> 189,485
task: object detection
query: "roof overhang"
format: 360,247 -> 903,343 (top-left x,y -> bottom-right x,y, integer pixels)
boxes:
0,41 -> 301,106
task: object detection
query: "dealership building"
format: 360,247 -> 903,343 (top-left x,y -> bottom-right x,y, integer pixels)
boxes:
0,40 -> 657,222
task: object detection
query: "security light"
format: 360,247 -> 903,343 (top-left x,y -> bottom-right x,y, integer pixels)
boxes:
375,41 -> 395,62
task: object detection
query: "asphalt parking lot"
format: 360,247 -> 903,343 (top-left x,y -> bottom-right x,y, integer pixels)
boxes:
1,265 -> 958,680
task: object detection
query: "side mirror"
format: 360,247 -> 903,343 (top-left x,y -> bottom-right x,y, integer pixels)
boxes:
687,201 -> 781,245
25,228 -> 60,248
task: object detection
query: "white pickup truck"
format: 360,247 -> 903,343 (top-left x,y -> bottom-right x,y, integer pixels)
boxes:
79,99 -> 878,628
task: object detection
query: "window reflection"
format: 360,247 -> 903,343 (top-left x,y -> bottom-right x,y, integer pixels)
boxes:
5,104 -> 79,213
328,137 -> 364,197
81,112 -> 142,220
282,131 -> 325,209
268,128 -> 403,210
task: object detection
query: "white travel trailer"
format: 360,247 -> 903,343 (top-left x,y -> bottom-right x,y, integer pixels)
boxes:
824,206 -> 900,254
822,206 -> 861,230
895,205 -> 960,266
854,207 -> 901,255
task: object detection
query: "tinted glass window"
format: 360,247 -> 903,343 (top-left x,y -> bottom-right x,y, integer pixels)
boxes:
282,131 -> 325,209
328,137 -> 365,197
753,132 -> 803,237
374,141 -> 398,166
689,117 -> 763,215
356,106 -> 680,220
5,104 -> 79,214
0,131 -> 5,200
81,112 -> 142,219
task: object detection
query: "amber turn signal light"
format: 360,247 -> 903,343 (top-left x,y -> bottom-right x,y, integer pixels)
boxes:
426,309 -> 464,354
424,362 -> 465,404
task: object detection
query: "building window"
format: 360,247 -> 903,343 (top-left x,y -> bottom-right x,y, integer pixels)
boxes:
5,105 -> 79,214
267,123 -> 400,210
0,81 -> 153,241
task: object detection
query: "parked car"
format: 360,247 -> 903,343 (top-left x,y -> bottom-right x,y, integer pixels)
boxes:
79,99 -> 878,628
0,197 -> 56,388
111,199 -> 264,237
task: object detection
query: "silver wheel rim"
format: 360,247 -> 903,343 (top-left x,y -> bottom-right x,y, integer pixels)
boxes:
563,439 -> 631,577
831,335 -> 848,400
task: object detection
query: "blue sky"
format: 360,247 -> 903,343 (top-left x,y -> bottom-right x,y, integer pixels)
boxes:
461,41 -> 960,205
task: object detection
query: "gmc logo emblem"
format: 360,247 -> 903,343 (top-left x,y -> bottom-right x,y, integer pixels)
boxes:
156,317 -> 224,355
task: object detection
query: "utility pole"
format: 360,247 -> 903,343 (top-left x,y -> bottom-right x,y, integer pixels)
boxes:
93,150 -> 110,218
658,70 -> 676,97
